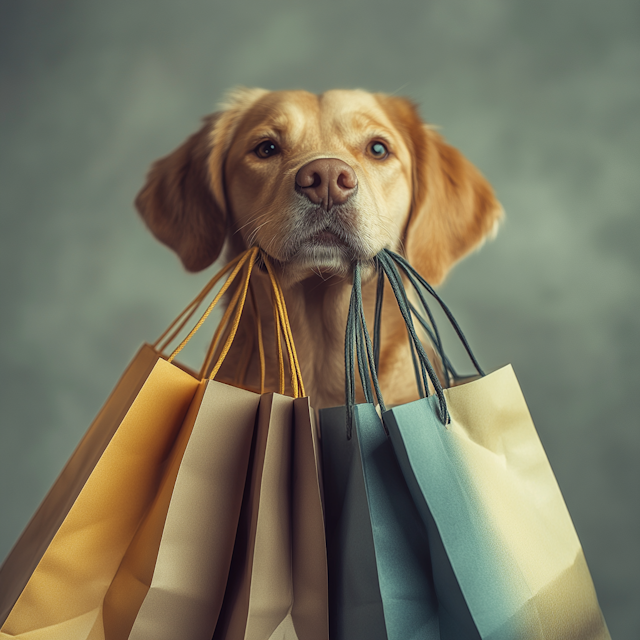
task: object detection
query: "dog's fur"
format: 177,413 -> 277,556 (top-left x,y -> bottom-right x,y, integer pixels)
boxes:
136,88 -> 502,408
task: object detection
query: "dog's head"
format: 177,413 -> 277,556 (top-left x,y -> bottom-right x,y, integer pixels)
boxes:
136,88 -> 502,284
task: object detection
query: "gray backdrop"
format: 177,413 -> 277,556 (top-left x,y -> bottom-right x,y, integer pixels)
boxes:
1,0 -> 639,636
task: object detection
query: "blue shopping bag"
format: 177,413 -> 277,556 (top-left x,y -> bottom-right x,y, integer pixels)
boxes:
372,251 -> 611,640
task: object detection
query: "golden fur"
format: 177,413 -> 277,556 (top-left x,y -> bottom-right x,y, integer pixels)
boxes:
136,88 -> 503,408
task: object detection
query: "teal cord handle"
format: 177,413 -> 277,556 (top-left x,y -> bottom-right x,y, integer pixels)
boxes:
387,250 -> 485,377
343,250 -> 485,432
375,252 -> 449,423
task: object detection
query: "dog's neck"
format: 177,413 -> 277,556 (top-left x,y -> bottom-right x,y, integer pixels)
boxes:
218,270 -> 440,409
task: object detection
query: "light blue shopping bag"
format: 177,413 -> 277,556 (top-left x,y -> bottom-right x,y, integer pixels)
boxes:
376,250 -> 610,640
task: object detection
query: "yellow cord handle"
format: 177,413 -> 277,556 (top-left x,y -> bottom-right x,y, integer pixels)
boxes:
272,285 -> 286,394
154,250 -> 248,353
167,248 -> 257,363
251,281 -> 266,395
198,275 -> 246,379
156,246 -> 304,398
207,250 -> 256,380
229,282 -> 265,394
262,252 -> 305,398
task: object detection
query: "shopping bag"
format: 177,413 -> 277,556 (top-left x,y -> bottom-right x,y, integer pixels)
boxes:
290,396 -> 329,640
372,250 -> 611,639
0,343 -> 161,627
212,260 -> 328,640
0,358 -> 201,640
120,380 -> 261,640
319,265 -> 439,640
0,249 -> 267,640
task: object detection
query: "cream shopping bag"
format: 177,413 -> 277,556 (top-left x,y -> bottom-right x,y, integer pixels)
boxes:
210,259 -> 329,640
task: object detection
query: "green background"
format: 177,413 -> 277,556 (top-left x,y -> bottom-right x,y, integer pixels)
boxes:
1,0 -> 638,636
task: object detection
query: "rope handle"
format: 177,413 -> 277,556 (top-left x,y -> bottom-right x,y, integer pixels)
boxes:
154,250 -> 248,353
372,252 -> 484,387
198,269 -> 250,379
155,247 -> 304,397
204,248 -> 257,380
263,254 -> 305,397
346,250 -> 486,430
364,249 -> 485,425
166,247 -> 258,364
344,262 -> 386,437
386,250 -> 484,378
375,252 -> 449,423
345,259 -> 445,435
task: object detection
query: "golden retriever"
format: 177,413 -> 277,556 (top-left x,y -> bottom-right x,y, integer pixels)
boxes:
135,88 -> 502,408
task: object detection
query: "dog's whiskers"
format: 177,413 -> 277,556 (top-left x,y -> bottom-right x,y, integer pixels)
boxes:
247,219 -> 273,247
234,208 -> 272,236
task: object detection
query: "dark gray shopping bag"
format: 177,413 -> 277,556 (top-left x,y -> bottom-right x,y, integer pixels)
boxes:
319,264 -> 439,640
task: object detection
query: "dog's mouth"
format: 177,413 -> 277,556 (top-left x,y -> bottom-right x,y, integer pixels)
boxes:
256,225 -> 363,281
296,228 -> 356,251
287,203 -> 368,258
250,200 -> 383,280
287,222 -> 365,266
307,229 -> 350,248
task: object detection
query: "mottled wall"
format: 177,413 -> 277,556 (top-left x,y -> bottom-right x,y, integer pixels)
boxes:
1,0 -> 639,636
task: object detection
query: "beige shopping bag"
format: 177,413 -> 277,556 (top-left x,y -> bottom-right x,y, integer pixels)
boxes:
386,367 -> 611,640
210,261 -> 328,640
289,396 -> 328,640
212,395 -> 328,640
123,380 -> 261,640
0,249 -> 264,640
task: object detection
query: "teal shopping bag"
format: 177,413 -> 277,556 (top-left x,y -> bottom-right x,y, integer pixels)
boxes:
372,251 -> 611,640
319,265 -> 439,640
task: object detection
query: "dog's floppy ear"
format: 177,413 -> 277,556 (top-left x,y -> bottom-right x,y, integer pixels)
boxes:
135,87 -> 268,272
135,114 -> 226,272
408,126 -> 503,284
378,96 -> 503,285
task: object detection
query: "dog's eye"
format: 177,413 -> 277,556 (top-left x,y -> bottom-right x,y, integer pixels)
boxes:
368,141 -> 389,159
254,140 -> 280,158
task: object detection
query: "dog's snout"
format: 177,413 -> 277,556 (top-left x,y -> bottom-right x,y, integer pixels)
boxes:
295,158 -> 358,210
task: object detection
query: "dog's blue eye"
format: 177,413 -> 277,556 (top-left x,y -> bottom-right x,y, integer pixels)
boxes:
255,140 -> 280,158
369,141 -> 388,159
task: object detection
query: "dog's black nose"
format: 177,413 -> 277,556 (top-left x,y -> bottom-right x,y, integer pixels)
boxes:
295,158 -> 358,210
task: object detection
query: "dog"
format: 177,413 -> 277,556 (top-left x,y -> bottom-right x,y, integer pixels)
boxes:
135,88 -> 503,408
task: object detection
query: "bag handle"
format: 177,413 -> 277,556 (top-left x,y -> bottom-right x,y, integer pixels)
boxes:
374,265 -> 449,390
197,272 -> 260,382
345,260 -> 447,429
384,250 -> 484,378
229,282 -> 266,393
263,255 -> 305,398
372,252 -> 485,387
346,250 -> 485,429
166,247 -> 258,370
154,250 -> 250,354
344,262 -> 388,437
371,253 -> 450,422
155,247 -> 304,398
